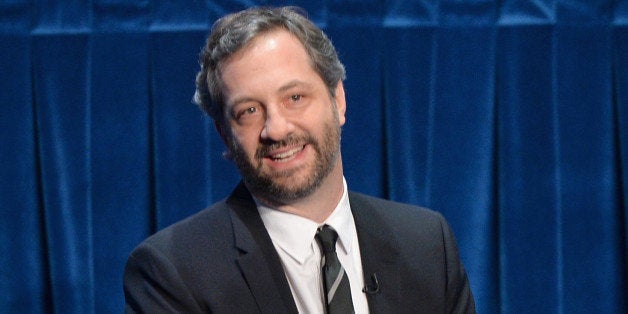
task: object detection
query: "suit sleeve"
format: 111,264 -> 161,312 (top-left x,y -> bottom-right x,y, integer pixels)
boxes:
123,243 -> 205,313
438,214 -> 476,314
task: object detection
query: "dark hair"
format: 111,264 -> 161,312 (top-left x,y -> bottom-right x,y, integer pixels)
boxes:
193,6 -> 346,122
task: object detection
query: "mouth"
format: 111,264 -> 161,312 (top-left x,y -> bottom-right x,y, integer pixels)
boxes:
267,145 -> 306,163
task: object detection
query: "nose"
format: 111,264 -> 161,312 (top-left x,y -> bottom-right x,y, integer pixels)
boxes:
260,105 -> 294,141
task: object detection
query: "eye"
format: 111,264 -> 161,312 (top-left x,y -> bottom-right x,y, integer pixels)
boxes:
234,106 -> 259,122
290,94 -> 302,102
244,107 -> 257,115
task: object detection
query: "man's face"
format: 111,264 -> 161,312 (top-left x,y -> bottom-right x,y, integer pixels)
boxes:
219,30 -> 346,204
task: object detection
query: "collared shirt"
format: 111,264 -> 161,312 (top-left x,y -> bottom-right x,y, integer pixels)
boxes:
258,178 -> 369,313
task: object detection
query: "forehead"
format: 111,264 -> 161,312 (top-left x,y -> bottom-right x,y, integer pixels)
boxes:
220,29 -> 320,102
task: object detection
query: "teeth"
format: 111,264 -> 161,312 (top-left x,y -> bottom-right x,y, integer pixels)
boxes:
271,146 -> 303,161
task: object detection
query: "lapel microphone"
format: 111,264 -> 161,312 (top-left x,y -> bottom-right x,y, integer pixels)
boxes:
362,273 -> 380,294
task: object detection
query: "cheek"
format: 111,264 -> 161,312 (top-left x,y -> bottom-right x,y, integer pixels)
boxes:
229,129 -> 259,154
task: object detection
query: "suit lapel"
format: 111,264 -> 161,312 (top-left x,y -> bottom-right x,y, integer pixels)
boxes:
350,192 -> 402,313
227,183 -> 298,314
224,185 -> 400,313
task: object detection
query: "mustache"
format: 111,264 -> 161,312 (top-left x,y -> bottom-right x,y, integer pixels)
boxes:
254,135 -> 312,160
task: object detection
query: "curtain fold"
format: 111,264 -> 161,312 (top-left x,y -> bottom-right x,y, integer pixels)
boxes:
1,1 -> 626,313
555,24 -> 622,313
1,32 -> 50,313
32,33 -> 93,313
616,29 -> 628,307
428,25 -> 499,313
90,32 -> 152,313
496,24 -> 560,312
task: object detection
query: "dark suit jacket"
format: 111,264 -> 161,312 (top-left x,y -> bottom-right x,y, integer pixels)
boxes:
124,183 -> 475,313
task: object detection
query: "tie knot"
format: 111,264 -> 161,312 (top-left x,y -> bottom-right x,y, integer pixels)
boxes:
315,225 -> 338,255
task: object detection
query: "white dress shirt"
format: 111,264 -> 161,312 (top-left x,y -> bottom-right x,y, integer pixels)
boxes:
258,178 -> 369,313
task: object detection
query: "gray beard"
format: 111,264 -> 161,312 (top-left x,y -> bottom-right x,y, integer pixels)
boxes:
227,119 -> 341,205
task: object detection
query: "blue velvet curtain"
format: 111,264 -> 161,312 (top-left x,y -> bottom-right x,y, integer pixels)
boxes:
1,1 -> 626,313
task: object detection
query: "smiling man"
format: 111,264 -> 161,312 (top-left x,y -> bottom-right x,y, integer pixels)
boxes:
220,29 -> 346,222
124,6 -> 475,314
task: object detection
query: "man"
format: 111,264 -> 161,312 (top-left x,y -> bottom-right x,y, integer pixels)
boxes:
124,6 -> 475,313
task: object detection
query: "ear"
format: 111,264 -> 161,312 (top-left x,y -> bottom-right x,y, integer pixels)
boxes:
333,81 -> 347,126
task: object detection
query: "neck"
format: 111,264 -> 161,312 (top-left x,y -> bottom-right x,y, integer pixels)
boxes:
253,161 -> 345,224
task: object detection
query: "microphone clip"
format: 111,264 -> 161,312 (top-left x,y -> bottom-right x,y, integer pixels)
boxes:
362,273 -> 380,294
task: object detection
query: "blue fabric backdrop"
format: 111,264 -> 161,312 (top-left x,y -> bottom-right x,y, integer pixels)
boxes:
1,1 -> 627,313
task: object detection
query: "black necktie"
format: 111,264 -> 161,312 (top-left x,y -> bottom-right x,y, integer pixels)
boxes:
315,225 -> 355,314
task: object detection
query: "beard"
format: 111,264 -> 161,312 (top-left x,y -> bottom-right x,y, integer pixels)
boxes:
226,110 -> 342,205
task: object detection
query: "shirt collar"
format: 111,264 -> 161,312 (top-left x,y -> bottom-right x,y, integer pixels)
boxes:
322,179 -> 354,256
257,178 -> 355,264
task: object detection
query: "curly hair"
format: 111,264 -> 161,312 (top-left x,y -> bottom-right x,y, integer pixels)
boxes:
193,6 -> 346,123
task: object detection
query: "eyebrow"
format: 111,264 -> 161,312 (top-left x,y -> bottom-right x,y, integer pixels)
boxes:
228,80 -> 313,108
277,79 -> 312,92
228,96 -> 256,109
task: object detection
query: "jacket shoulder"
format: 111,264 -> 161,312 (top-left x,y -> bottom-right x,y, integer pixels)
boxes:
139,200 -> 233,252
348,191 -> 445,227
